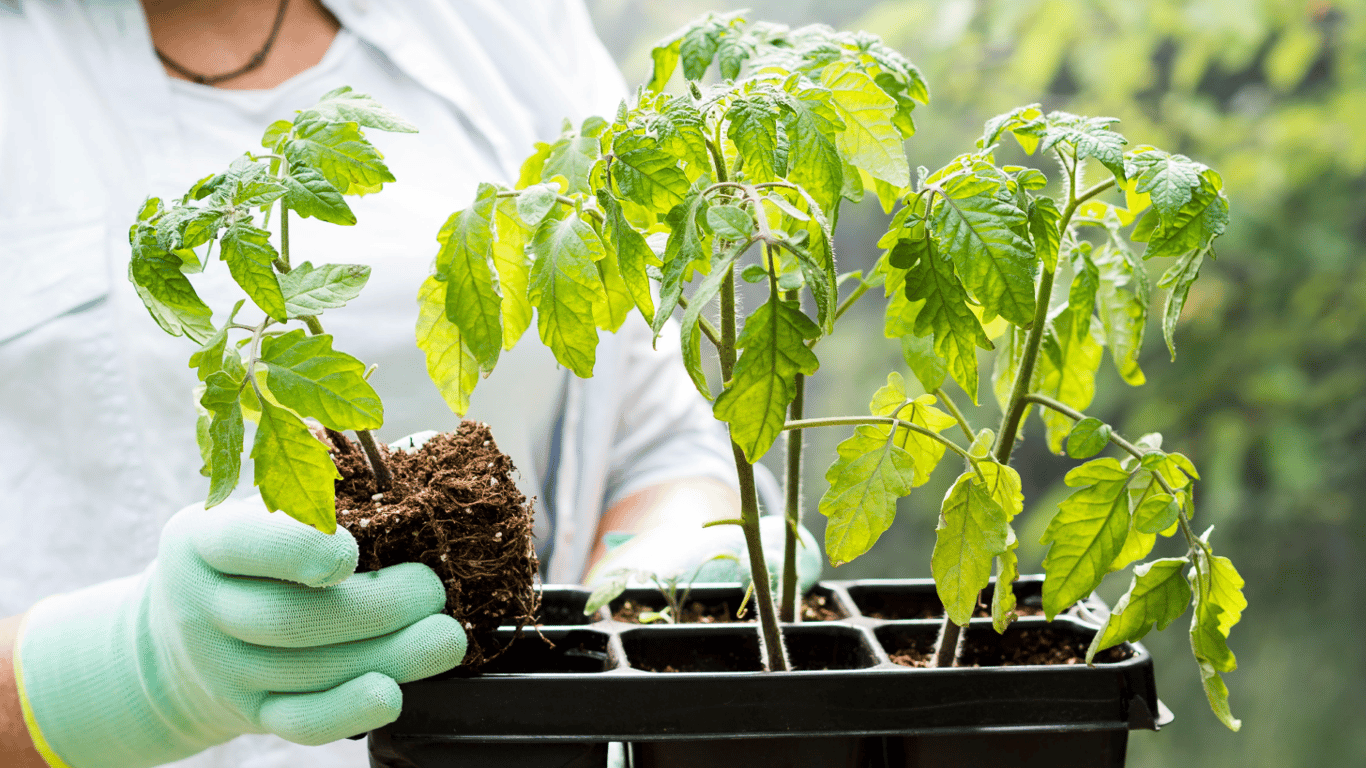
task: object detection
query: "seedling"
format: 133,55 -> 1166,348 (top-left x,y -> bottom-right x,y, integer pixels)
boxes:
426,12 -> 1245,728
584,553 -> 743,624
126,88 -> 538,664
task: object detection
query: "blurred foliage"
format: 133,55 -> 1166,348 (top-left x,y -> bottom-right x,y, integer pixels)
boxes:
587,0 -> 1365,765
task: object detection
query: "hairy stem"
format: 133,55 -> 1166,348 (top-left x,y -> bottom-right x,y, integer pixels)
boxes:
720,266 -> 787,670
273,201 -> 390,492
780,287 -> 805,623
934,387 -> 976,443
674,294 -> 723,348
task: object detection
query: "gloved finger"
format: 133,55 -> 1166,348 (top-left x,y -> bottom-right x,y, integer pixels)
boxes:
189,499 -> 359,587
241,614 -> 467,692
211,562 -> 447,648
259,671 -> 402,746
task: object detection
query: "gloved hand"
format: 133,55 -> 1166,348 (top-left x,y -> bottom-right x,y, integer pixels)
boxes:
13,498 -> 466,768
586,515 -> 822,599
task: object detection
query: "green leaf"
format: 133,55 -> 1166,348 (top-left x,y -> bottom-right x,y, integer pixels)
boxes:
584,573 -> 631,615
902,244 -> 993,403
543,135 -> 599,195
1094,245 -> 1148,386
929,192 -> 1037,327
1189,552 -> 1246,731
1135,492 -> 1181,534
653,194 -> 711,337
1143,172 -> 1228,261
819,425 -> 918,566
492,197 -> 534,349
220,222 -> 288,322
968,429 -> 993,459
283,120 -> 395,196
1067,245 -> 1100,339
252,399 -> 340,534
436,183 -> 502,369
1157,246 -> 1207,361
279,261 -> 370,317
200,371 -> 245,508
1040,458 -> 1134,619
726,95 -> 781,182
596,191 -> 656,324
282,166 -> 356,225
297,85 -> 418,133
979,104 -> 1045,152
128,231 -> 216,343
261,119 -> 292,151
259,329 -> 383,431
647,36 -> 682,92
1040,112 -> 1127,181
821,60 -> 910,187
1087,558 -> 1191,661
416,276 -> 480,416
780,85 -> 845,215
515,183 -> 559,228
1028,196 -> 1062,274
934,470 -> 1011,626
706,204 -> 755,241
992,529 -> 1021,633
595,242 -> 634,333
1140,450 -> 1199,489
1126,147 -> 1206,220
1035,310 -> 1104,454
868,374 -> 958,486
992,324 -> 1028,416
1109,505 -> 1157,573
680,21 -> 722,80
529,211 -> 609,377
517,142 -> 552,189
1066,418 -> 1112,459
900,333 -> 946,391
679,241 -> 746,399
612,132 -> 690,213
713,295 -> 821,462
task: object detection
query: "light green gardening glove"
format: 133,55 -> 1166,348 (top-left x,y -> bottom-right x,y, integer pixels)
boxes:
13,498 -> 466,768
586,516 -> 822,598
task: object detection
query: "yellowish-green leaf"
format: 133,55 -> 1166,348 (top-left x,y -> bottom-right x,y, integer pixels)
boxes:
821,60 -> 910,187
819,425 -> 917,566
492,197 -> 534,349
1040,457 -> 1134,619
934,470 -> 1010,626
1035,310 -> 1103,454
200,371 -> 244,508
902,244 -> 993,403
258,329 -> 383,431
930,192 -> 1037,327
713,295 -> 821,461
1087,557 -> 1191,661
436,183 -> 502,369
530,211 -> 608,377
416,276 -> 480,416
252,399 -> 340,534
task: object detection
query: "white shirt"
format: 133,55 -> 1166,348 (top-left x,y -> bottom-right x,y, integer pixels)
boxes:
0,1 -> 737,765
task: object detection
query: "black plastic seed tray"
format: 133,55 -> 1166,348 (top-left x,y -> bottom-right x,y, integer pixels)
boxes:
379,576 -> 1165,743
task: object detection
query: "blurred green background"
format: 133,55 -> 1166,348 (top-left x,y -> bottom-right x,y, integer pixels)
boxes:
585,0 -> 1364,765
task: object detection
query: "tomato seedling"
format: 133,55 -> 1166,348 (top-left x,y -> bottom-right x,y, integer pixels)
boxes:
424,12 -> 1244,729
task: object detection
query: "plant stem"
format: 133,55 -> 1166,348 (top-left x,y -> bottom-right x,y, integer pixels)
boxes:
674,294 -> 722,348
354,429 -> 394,492
780,287 -> 805,623
720,265 -> 788,670
934,387 -> 976,443
934,165 -> 1120,668
782,416 -> 973,460
271,198 -> 390,492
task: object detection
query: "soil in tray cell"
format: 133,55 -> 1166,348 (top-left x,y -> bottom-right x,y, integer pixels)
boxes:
880,624 -> 1133,668
331,423 -> 539,668
613,592 -> 843,624
532,588 -> 595,626
621,628 -> 764,672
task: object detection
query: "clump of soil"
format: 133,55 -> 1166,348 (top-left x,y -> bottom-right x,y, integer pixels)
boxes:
328,423 -> 539,668
611,593 -> 842,624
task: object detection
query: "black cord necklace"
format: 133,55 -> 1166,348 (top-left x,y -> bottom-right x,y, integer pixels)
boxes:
154,0 -> 292,86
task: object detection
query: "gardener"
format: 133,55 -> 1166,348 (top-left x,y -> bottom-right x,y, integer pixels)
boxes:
0,2 -> 817,767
